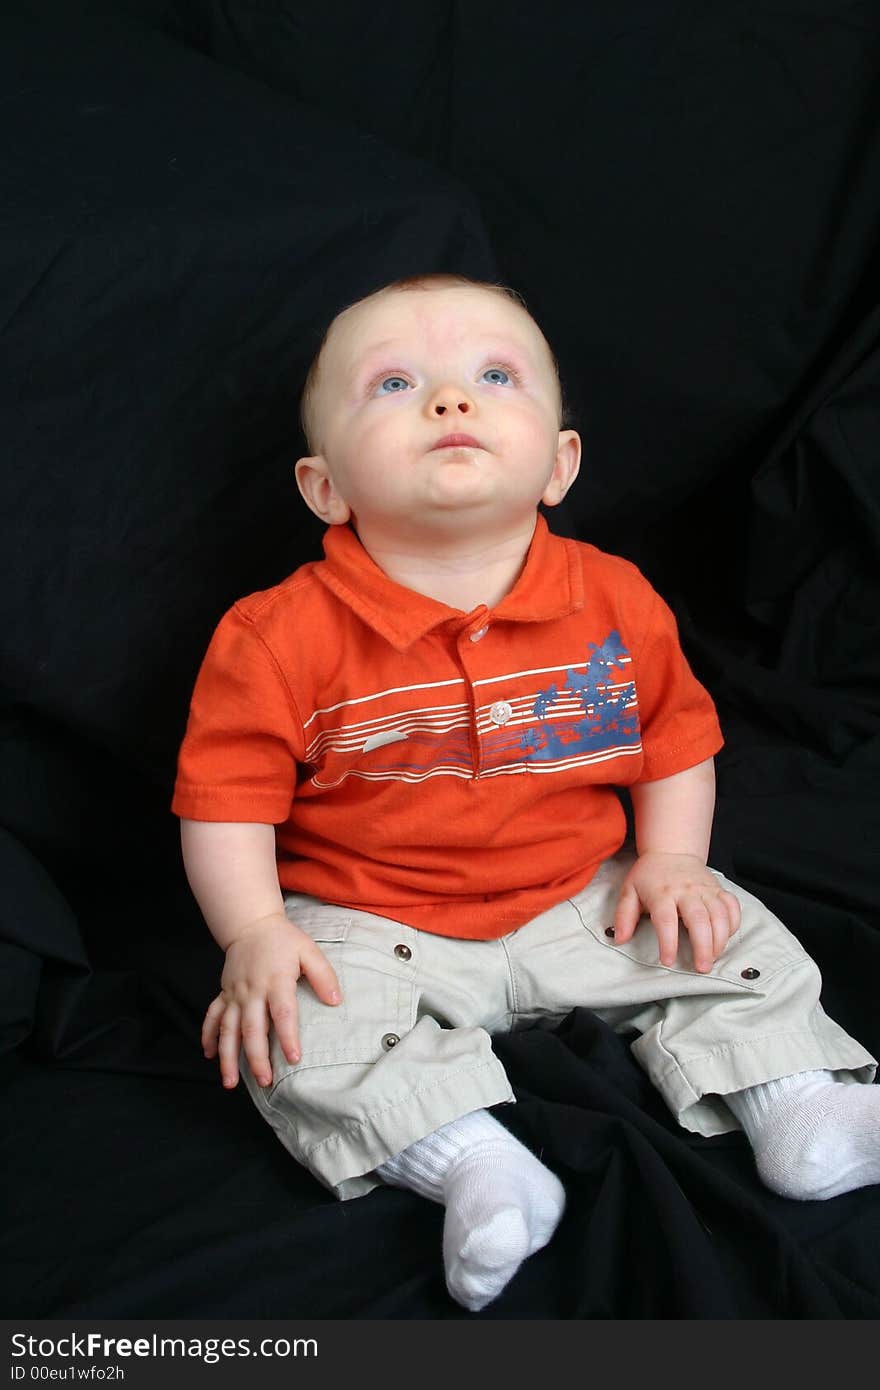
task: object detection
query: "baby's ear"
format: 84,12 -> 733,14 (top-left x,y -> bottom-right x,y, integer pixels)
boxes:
294,456 -> 351,525
542,430 -> 581,507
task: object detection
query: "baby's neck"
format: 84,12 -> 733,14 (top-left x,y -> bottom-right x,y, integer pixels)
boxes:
361,521 -> 537,613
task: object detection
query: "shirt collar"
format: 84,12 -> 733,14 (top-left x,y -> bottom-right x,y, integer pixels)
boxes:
315,515 -> 585,651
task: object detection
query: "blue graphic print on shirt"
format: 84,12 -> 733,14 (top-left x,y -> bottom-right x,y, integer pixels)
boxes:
520,630 -> 638,762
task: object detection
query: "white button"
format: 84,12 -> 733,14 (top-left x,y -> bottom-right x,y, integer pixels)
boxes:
489,701 -> 513,726
469,625 -> 489,642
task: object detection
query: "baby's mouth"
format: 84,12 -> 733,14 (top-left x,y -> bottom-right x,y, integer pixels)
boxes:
431,433 -> 483,450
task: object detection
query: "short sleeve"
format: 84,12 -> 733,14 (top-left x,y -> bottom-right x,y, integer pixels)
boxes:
632,588 -> 724,782
171,604 -> 303,823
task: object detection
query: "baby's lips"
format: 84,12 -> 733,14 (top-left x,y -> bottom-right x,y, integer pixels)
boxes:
430,432 -> 483,450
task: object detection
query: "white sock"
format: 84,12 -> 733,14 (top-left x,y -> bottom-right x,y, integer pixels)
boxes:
725,1070 -> 880,1200
376,1109 -> 565,1311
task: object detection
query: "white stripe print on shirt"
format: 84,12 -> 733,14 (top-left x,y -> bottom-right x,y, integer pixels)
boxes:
362,730 -> 409,753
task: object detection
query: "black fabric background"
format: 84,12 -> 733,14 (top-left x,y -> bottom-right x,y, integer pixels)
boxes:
2,0 -> 878,1317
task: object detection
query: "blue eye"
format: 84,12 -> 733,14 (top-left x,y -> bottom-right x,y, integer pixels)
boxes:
376,376 -> 410,394
482,367 -> 512,385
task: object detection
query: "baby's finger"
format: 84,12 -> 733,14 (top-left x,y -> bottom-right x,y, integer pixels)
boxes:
723,891 -> 742,935
268,985 -> 301,1066
680,899 -> 714,973
299,939 -> 342,1006
218,1000 -> 242,1089
240,997 -> 272,1088
201,995 -> 226,1058
612,881 -> 642,943
707,894 -> 734,961
651,898 -> 681,968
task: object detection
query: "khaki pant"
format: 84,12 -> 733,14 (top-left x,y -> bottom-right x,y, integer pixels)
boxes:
241,849 -> 876,1198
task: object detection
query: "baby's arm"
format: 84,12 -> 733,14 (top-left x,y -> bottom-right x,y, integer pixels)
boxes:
612,758 -> 742,972
180,820 -> 341,1088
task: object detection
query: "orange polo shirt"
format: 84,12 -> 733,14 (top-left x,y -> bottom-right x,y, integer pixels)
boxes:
171,517 -> 723,938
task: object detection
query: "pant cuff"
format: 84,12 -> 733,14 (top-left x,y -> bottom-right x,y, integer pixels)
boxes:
307,1055 -> 516,1199
634,1021 -> 877,1138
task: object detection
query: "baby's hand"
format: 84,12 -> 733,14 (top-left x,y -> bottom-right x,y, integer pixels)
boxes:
201,912 -> 341,1090
612,851 -> 741,973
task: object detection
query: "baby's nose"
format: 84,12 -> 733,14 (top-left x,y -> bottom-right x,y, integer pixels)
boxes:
427,383 -> 473,416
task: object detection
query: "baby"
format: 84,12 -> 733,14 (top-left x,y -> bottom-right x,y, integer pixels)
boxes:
173,273 -> 879,1312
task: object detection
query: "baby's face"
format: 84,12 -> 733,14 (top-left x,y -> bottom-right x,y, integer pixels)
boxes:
296,284 -> 579,545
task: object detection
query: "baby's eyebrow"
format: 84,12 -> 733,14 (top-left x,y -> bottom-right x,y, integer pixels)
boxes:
345,341 -> 405,386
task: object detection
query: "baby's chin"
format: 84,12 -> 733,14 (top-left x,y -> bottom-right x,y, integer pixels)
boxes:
419,467 -> 503,509
411,486 -> 544,534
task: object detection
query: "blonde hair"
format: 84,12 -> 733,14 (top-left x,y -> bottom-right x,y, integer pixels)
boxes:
299,272 -> 569,454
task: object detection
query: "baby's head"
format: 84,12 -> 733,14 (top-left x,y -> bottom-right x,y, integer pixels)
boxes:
300,274 -> 572,454
295,273 -> 580,545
